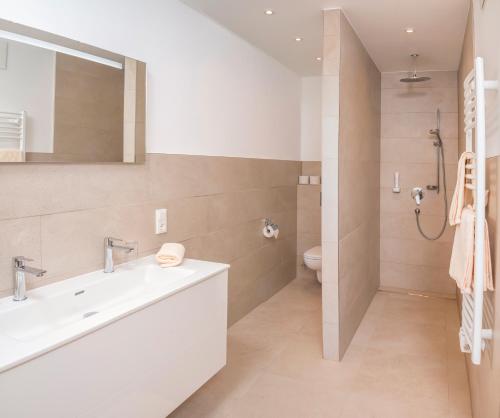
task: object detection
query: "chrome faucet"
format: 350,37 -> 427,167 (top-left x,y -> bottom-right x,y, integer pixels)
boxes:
13,256 -> 46,301
104,237 -> 135,273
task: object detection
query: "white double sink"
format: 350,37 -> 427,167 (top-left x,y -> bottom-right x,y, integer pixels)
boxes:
0,256 -> 229,418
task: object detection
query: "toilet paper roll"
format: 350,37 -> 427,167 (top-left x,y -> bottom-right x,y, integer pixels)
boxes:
298,176 -> 309,185
263,226 -> 274,238
309,176 -> 321,185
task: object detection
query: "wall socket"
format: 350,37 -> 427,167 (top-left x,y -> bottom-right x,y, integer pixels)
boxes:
155,208 -> 167,234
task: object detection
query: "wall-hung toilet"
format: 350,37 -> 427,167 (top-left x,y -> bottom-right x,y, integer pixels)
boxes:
303,246 -> 322,283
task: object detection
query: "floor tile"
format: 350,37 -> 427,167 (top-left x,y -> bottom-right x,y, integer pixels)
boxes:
169,279 -> 471,418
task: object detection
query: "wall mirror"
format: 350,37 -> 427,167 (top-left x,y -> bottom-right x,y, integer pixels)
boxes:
0,19 -> 145,164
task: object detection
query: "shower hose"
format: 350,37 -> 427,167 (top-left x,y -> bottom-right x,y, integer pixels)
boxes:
415,141 -> 448,241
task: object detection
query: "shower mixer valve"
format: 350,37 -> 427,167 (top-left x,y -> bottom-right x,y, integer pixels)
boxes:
411,187 -> 424,206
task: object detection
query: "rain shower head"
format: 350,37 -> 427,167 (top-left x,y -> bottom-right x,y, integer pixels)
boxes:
400,74 -> 431,83
400,54 -> 431,83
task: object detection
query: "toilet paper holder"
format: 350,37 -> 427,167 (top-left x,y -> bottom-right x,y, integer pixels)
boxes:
264,218 -> 278,230
263,218 -> 279,239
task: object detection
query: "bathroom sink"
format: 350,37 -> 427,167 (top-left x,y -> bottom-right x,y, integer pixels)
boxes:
0,263 -> 195,342
0,255 -> 226,371
0,255 -> 229,418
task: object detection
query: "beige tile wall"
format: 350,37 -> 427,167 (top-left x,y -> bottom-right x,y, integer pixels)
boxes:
321,9 -> 381,361
467,157 -> 500,418
380,71 -> 459,296
0,154 -> 298,325
458,3 -> 474,156
321,9 -> 341,360
337,12 -> 381,358
296,161 -> 321,281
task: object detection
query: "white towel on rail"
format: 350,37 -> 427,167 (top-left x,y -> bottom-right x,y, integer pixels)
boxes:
449,206 -> 474,291
449,151 -> 475,226
484,220 -> 494,291
449,205 -> 494,293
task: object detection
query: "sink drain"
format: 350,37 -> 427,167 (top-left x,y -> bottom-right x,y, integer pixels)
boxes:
82,311 -> 98,319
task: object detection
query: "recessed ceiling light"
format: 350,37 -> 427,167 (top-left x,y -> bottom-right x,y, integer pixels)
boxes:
265,9 -> 274,15
316,57 -> 322,61
295,37 -> 303,42
405,27 -> 414,33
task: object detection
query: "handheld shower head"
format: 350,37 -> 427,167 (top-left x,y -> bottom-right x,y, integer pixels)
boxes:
429,110 -> 443,145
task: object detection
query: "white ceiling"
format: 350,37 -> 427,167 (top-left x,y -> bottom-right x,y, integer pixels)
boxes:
181,0 -> 470,76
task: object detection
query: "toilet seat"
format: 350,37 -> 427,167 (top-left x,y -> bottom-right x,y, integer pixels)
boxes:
303,246 -> 322,284
304,246 -> 321,261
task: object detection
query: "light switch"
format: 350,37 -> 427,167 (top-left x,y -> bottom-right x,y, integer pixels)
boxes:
155,208 -> 167,234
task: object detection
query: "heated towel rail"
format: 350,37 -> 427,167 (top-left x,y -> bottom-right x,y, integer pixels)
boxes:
0,110 -> 26,153
460,57 -> 497,365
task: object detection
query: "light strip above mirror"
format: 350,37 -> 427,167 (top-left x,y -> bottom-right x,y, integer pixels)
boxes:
0,29 -> 123,69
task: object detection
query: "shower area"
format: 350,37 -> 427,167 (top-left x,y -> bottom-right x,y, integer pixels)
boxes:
319,10 -> 460,360
380,66 -> 458,296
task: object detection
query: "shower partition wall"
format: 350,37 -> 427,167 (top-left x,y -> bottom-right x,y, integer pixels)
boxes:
321,9 -> 381,361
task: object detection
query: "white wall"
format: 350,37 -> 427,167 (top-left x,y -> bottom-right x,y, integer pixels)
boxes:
472,0 -> 500,158
300,76 -> 322,161
0,0 -> 301,160
0,39 -> 54,152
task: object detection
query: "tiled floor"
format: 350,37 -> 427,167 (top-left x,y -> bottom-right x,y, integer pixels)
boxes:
170,278 -> 472,418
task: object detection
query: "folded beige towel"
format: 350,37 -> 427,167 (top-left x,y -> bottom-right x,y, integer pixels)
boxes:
155,243 -> 185,267
0,148 -> 24,162
449,206 -> 494,293
449,151 -> 475,226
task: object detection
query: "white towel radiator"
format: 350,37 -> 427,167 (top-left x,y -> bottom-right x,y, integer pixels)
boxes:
0,110 -> 26,154
461,57 -> 497,365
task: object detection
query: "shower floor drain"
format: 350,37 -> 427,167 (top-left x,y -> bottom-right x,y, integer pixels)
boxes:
83,311 -> 99,319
